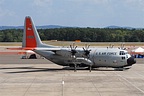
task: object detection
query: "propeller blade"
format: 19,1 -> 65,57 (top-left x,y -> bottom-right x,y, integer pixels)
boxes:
69,43 -> 78,58
83,44 -> 91,58
75,46 -> 77,49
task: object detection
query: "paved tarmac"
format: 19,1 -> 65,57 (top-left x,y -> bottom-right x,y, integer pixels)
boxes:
0,54 -> 144,96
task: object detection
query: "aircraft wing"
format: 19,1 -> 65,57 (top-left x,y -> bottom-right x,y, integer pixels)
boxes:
33,47 -> 83,52
7,47 -> 38,50
33,47 -> 63,51
6,47 -> 72,52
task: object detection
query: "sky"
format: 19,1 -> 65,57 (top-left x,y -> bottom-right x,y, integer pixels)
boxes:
0,0 -> 144,28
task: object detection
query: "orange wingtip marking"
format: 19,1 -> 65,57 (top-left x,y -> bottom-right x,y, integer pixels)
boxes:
6,48 -> 23,50
0,52 -> 26,55
7,47 -> 35,50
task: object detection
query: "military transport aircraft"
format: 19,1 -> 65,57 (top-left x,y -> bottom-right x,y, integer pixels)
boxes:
21,16 -> 136,72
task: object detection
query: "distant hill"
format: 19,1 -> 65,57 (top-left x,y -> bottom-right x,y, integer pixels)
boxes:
37,25 -> 69,29
0,25 -> 143,30
0,26 -> 23,30
0,25 -> 69,30
106,25 -> 134,29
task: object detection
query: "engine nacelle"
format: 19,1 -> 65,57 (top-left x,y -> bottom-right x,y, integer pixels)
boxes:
77,58 -> 93,66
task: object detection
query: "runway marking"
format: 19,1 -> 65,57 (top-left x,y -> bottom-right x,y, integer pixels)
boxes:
115,72 -> 144,94
135,71 -> 144,79
89,76 -> 102,96
23,76 -> 36,96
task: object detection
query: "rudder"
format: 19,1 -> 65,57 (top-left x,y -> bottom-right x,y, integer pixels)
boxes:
22,16 -> 56,49
22,16 -> 44,48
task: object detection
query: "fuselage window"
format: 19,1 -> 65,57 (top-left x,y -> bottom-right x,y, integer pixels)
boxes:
122,57 -> 125,59
119,51 -> 125,55
126,55 -> 128,58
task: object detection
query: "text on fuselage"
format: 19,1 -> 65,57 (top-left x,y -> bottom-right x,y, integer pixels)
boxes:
96,52 -> 117,55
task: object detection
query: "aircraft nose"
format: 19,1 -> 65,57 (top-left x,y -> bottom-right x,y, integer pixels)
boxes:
127,57 -> 136,66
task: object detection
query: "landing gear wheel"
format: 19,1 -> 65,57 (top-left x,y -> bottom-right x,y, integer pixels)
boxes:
74,64 -> 77,72
89,65 -> 92,72
114,68 -> 124,71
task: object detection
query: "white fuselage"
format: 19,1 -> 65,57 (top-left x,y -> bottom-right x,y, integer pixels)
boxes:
33,47 -> 135,68
21,16 -> 136,71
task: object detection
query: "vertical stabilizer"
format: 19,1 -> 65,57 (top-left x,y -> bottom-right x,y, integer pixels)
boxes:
22,16 -> 55,48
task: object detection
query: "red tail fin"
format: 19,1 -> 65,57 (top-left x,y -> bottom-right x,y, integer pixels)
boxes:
7,16 -> 56,51
24,17 -> 37,48
22,16 -> 56,49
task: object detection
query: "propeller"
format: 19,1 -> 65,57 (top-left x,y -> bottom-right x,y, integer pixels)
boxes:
109,44 -> 114,48
83,44 -> 91,58
69,43 -> 78,72
119,43 -> 126,50
70,43 -> 77,58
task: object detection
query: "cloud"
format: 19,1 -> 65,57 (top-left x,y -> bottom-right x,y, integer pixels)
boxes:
91,0 -> 110,4
0,0 -> 15,18
69,0 -> 144,8
68,0 -> 110,4
125,0 -> 144,10
0,8 -> 15,18
94,0 -> 144,5
33,0 -> 53,7
0,0 -> 4,5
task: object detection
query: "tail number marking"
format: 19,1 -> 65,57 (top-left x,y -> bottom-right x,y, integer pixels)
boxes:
27,36 -> 34,39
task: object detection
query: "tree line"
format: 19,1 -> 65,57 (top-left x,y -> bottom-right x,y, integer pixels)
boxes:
0,28 -> 144,42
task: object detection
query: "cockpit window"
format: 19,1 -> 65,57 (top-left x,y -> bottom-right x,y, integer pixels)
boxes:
122,57 -> 125,59
119,51 -> 125,55
126,55 -> 128,58
125,52 -> 128,54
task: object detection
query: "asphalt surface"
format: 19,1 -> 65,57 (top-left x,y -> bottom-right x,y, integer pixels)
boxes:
0,54 -> 144,96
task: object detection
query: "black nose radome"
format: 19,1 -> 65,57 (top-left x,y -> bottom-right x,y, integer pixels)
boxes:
127,57 -> 136,66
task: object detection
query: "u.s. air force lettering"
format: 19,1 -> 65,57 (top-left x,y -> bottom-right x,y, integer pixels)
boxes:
96,52 -> 117,55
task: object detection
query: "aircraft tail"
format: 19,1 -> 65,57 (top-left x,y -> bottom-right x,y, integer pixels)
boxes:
22,16 -> 55,49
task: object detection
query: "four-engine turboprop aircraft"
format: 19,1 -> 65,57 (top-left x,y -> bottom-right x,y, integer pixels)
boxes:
22,16 -> 136,72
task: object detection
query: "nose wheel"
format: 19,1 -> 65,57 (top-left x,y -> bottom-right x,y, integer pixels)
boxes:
74,64 -> 77,72
89,65 -> 92,72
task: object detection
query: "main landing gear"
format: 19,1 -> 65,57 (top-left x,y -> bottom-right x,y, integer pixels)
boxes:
73,63 -> 92,72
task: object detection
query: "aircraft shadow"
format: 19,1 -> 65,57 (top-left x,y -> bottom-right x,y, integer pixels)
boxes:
0,66 -> 128,74
1,67 -> 63,73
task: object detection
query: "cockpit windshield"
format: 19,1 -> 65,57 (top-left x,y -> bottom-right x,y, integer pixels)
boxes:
125,52 -> 128,54
119,51 -> 125,55
119,51 -> 128,55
